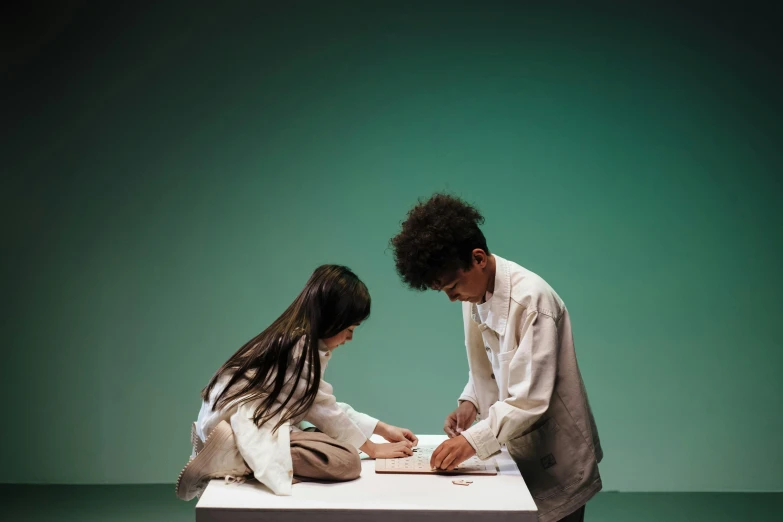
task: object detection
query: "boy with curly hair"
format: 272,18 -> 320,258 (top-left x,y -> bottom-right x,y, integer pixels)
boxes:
390,193 -> 602,522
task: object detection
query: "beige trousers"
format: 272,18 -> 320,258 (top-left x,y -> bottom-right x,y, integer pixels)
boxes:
190,423 -> 361,484
289,430 -> 362,483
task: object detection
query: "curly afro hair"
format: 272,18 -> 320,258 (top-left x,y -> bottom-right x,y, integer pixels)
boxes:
391,193 -> 490,291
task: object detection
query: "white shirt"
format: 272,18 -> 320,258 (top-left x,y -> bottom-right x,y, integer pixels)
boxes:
194,338 -> 378,495
476,290 -> 494,324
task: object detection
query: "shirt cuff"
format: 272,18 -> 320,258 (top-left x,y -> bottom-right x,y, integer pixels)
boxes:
336,402 -> 380,440
341,424 -> 370,450
462,420 -> 502,460
350,412 -> 379,440
458,396 -> 479,410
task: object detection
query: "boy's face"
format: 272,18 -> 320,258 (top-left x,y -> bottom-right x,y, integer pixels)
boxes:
433,250 -> 491,304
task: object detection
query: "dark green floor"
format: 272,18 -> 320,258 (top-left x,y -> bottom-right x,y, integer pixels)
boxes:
0,485 -> 780,521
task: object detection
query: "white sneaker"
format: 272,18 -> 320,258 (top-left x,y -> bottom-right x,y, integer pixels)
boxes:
176,421 -> 251,501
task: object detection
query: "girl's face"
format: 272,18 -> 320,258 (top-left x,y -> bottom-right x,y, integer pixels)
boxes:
322,324 -> 359,350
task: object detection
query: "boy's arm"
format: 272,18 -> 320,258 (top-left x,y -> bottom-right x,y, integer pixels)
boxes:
462,310 -> 558,459
458,371 -> 480,411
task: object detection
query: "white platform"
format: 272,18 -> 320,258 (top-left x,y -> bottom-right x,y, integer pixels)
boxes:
196,434 -> 537,522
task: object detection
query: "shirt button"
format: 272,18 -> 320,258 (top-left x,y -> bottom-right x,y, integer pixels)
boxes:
485,346 -> 490,352
490,373 -> 495,379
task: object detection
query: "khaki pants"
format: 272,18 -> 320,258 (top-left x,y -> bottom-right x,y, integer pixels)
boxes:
189,423 -> 361,484
290,430 -> 362,483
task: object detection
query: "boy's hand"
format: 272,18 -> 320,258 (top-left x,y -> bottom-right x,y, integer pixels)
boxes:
444,401 -> 477,438
375,421 -> 419,447
430,435 -> 476,470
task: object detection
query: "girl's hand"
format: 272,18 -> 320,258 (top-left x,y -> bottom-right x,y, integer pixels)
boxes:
360,440 -> 414,459
375,421 -> 419,447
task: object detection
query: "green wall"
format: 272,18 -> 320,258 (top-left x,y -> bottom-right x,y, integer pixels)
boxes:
3,2 -> 781,491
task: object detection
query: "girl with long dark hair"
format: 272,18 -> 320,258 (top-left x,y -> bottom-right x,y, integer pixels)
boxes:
176,265 -> 417,500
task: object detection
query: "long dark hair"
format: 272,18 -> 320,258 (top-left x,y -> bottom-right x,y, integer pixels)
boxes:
202,265 -> 371,432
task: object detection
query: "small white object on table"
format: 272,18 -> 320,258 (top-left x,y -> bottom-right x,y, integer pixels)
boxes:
195,434 -> 537,522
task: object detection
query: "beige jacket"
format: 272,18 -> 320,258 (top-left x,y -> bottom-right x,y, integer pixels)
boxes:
459,255 -> 603,522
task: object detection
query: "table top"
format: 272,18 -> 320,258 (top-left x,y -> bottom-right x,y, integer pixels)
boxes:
196,434 -> 537,520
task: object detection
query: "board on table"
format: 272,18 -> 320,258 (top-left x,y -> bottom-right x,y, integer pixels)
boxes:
375,445 -> 498,475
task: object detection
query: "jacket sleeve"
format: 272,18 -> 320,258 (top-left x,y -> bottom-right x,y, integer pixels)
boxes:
458,372 -> 479,410
305,378 -> 369,449
284,338 -> 369,449
336,402 -> 379,439
462,311 -> 558,459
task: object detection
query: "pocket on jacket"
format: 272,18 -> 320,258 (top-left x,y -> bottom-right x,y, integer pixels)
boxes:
506,418 -> 585,501
496,346 -> 518,363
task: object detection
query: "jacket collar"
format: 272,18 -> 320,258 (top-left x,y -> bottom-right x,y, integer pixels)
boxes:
470,254 -> 511,336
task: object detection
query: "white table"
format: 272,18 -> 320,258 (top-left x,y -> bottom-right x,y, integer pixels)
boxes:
196,434 -> 537,521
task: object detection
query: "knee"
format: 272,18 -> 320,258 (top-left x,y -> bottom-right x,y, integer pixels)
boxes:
332,444 -> 361,481
290,436 -> 362,482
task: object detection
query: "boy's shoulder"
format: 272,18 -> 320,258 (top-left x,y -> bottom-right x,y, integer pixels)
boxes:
502,256 -> 564,319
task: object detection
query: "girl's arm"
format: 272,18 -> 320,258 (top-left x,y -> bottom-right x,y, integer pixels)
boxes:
285,339 -> 413,458
336,402 -> 419,448
335,402 -> 378,439
306,379 -> 368,449
308,379 -> 413,459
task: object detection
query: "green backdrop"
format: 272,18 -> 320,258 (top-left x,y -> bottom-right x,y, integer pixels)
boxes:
3,2 -> 781,492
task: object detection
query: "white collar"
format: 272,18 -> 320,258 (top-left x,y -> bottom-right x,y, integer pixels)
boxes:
470,254 -> 510,335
